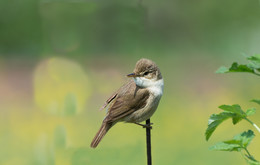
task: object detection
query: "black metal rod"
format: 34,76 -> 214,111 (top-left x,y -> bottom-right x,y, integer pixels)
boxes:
146,119 -> 152,165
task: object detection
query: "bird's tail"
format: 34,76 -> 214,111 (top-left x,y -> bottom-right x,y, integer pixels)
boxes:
90,122 -> 112,148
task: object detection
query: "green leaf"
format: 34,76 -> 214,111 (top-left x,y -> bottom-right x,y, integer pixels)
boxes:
205,112 -> 235,141
206,105 -> 254,141
233,130 -> 255,148
224,139 -> 242,145
246,108 -> 256,116
216,66 -> 229,73
216,62 -> 255,74
251,99 -> 260,105
247,63 -> 260,71
232,115 -> 243,124
219,104 -> 246,117
209,130 -> 255,152
229,62 -> 255,73
209,141 -> 241,151
247,55 -> 260,69
216,55 -> 260,76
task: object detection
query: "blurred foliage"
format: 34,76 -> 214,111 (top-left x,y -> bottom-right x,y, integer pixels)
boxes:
1,0 -> 260,165
34,57 -> 90,115
1,0 -> 260,57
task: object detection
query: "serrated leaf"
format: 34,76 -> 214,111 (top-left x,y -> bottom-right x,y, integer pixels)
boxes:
206,105 -> 252,141
209,141 -> 242,151
233,130 -> 255,148
205,112 -> 235,141
210,130 -> 255,153
246,108 -> 256,116
216,66 -> 229,73
251,99 -> 260,105
219,104 -> 246,117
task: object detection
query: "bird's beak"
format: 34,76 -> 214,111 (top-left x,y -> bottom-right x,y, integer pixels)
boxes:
127,73 -> 137,77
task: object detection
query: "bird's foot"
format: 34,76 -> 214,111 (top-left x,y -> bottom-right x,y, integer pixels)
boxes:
134,122 -> 153,129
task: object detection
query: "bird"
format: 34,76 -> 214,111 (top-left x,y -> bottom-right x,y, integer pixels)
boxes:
90,58 -> 164,148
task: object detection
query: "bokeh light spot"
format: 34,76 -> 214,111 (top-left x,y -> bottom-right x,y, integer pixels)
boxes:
34,57 -> 91,116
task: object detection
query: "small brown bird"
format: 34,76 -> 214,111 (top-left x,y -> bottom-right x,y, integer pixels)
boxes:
90,58 -> 164,148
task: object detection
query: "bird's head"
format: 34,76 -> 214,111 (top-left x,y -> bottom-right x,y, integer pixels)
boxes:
127,58 -> 163,88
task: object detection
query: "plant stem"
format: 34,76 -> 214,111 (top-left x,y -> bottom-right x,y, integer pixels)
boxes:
244,147 -> 252,158
245,118 -> 260,133
252,123 -> 260,133
146,119 -> 152,165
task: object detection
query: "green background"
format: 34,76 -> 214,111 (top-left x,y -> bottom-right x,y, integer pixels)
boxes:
0,0 -> 260,164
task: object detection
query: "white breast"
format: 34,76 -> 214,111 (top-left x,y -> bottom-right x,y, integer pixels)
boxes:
124,78 -> 164,123
147,79 -> 164,97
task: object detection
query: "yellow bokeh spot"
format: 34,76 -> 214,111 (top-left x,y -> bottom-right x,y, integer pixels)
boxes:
34,57 -> 91,115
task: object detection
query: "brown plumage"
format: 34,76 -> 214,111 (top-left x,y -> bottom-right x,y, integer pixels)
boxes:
90,121 -> 112,148
90,58 -> 163,148
90,80 -> 150,148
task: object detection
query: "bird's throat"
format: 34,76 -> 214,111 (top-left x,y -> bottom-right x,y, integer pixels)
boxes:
134,77 -> 164,95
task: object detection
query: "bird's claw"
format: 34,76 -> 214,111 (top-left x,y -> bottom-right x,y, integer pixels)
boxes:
135,122 -> 153,129
143,123 -> 153,129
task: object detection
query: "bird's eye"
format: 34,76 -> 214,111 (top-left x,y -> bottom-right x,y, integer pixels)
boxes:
144,72 -> 149,76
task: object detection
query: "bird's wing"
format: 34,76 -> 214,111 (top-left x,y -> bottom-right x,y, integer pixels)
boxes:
104,79 -> 150,123
100,92 -> 118,111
